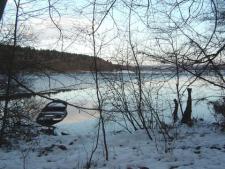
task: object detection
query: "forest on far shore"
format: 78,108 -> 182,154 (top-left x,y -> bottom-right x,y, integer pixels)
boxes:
0,44 -> 127,73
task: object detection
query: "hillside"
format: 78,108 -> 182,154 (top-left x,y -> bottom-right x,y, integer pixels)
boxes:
0,45 -> 123,73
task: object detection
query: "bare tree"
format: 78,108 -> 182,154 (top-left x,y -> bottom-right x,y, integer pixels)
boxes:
0,0 -> 7,21
0,0 -> 21,139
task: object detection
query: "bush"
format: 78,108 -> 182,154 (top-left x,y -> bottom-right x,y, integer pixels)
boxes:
211,98 -> 225,129
0,98 -> 41,146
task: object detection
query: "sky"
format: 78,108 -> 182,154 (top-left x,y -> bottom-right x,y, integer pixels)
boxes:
1,0 -> 222,65
3,0 -> 93,53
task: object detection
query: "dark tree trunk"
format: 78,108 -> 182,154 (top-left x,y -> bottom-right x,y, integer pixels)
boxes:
181,88 -> 192,125
0,0 -> 7,21
173,99 -> 178,123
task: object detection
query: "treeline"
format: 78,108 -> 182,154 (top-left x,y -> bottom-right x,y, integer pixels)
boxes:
0,44 -> 126,73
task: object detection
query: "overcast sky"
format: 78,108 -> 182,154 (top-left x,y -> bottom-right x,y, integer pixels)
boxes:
1,0 -> 220,65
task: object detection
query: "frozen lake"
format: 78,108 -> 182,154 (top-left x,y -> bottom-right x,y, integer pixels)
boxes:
27,71 -> 225,126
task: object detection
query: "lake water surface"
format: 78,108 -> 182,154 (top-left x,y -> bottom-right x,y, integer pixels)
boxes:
29,71 -> 225,129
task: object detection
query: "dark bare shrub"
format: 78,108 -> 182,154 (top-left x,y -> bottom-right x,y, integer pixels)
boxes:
211,98 -> 225,130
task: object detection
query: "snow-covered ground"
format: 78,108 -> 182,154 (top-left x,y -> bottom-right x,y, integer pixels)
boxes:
1,120 -> 225,169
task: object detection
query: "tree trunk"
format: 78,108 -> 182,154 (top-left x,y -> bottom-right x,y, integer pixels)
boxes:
181,88 -> 192,125
173,99 -> 178,123
0,0 -> 7,21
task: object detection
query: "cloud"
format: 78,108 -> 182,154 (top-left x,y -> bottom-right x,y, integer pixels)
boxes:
29,16 -> 93,54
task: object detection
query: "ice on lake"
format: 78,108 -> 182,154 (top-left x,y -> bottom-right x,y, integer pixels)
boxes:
26,71 -> 224,132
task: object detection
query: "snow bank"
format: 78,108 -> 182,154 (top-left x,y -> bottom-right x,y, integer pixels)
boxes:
1,120 -> 225,169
